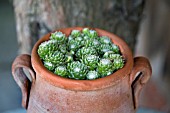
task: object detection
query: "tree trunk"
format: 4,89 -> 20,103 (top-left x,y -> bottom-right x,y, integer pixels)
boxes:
13,0 -> 145,54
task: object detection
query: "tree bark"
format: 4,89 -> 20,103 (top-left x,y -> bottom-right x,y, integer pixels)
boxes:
13,0 -> 145,54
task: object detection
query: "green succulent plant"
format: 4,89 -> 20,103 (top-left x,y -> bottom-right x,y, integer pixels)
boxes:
81,55 -> 99,70
97,58 -> 113,77
111,44 -> 120,54
71,30 -> 81,38
113,57 -> 124,70
84,38 -> 100,47
98,44 -> 114,55
76,47 -> 97,59
43,61 -> 56,71
65,53 -> 73,63
100,36 -> 112,44
86,70 -> 99,80
89,30 -> 98,38
37,28 -> 125,80
50,31 -> 67,44
75,36 -> 84,47
68,39 -> 81,51
82,28 -> 90,36
59,44 -> 67,54
67,61 -> 88,80
54,65 -> 68,77
37,40 -> 58,60
68,35 -> 74,41
82,28 -> 98,38
103,51 -> 122,61
45,51 -> 65,66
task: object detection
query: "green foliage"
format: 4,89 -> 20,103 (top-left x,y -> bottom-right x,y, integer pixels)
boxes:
76,47 -> 97,59
113,57 -> 124,70
67,61 -> 88,80
100,36 -> 112,44
45,51 -> 65,66
111,44 -> 120,53
97,58 -> 113,77
86,70 -> 99,80
98,44 -> 114,55
71,30 -> 81,38
43,61 -> 56,71
54,65 -> 68,77
37,28 -> 125,80
68,39 -> 81,51
50,31 -> 67,44
37,40 -> 58,59
81,55 -> 99,70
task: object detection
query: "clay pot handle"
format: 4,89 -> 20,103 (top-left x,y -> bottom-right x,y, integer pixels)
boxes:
12,54 -> 35,109
130,57 -> 152,109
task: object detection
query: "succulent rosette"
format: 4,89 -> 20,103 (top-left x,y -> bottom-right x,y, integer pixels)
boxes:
99,36 -> 112,44
50,31 -> 67,44
84,38 -> 100,48
71,30 -> 81,38
45,51 -> 65,66
82,28 -> 90,36
65,53 -> 73,63
59,44 -> 67,54
37,40 -> 58,59
103,51 -> 121,60
98,44 -> 114,55
43,61 -> 56,71
37,28 -> 125,80
113,57 -> 124,70
54,65 -> 68,77
97,58 -> 114,77
67,61 -> 88,80
86,70 -> 99,80
111,43 -> 120,53
76,46 -> 97,59
81,55 -> 99,70
68,39 -> 81,52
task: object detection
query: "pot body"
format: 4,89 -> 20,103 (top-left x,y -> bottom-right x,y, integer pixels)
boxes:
27,73 -> 134,113
12,27 -> 152,113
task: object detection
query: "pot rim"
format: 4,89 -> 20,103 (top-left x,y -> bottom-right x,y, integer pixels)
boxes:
31,27 -> 133,91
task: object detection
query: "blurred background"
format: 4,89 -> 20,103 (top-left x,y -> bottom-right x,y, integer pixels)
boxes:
0,0 -> 170,113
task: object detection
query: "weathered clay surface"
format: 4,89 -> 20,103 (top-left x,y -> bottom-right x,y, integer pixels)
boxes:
12,27 -> 152,113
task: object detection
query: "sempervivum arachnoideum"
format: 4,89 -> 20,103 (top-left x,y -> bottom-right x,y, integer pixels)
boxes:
103,51 -> 121,60
76,46 -> 97,59
99,36 -> 112,44
84,38 -> 100,48
37,28 -> 125,80
43,61 -> 56,71
37,40 -> 58,60
45,51 -> 65,66
71,30 -> 81,38
113,56 -> 124,70
54,65 -> 68,77
111,43 -> 120,54
68,39 -> 81,52
50,31 -> 67,44
97,58 -> 113,77
103,51 -> 124,70
86,70 -> 99,80
65,53 -> 73,63
82,28 -> 98,39
67,61 -> 88,80
59,44 -> 67,54
81,55 -> 99,70
98,44 -> 114,55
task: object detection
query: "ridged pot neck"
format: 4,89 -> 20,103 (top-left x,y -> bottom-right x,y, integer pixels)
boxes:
32,27 -> 133,91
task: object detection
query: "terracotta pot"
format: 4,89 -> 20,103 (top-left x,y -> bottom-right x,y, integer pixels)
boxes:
12,27 -> 152,113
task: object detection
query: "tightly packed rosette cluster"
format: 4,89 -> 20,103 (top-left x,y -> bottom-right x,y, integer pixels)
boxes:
37,28 -> 125,80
